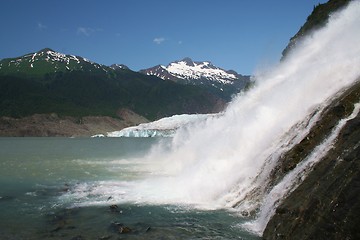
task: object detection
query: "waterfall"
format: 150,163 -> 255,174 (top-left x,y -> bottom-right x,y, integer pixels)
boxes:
242,102 -> 360,235
139,0 -> 360,202
60,1 -> 360,237
133,0 -> 360,232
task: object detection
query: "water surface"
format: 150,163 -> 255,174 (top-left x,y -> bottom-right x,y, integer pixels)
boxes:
0,137 -> 258,239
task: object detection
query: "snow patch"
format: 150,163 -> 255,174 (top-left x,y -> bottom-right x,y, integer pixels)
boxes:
143,58 -> 240,87
166,60 -> 237,84
31,53 -> 37,62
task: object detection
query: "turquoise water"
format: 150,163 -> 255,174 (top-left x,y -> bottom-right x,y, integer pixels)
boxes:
0,137 -> 259,239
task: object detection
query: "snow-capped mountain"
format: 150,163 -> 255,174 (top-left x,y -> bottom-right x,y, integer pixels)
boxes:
0,48 -> 109,76
0,48 -> 227,122
140,57 -> 250,92
0,49 -> 250,96
0,48 -> 250,111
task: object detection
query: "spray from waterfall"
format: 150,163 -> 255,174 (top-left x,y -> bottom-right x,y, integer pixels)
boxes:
138,0 -> 360,206
242,102 -> 360,235
60,1 -> 360,236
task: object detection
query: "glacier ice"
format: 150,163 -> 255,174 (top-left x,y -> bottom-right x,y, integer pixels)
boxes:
106,113 -> 218,137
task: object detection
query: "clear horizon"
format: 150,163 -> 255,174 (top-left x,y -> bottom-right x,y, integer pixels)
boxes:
1,0 -> 326,75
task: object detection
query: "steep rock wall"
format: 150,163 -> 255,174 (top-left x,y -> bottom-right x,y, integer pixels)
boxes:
263,81 -> 360,239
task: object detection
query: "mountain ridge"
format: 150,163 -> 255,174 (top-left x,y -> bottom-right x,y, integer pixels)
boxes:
0,48 -> 240,136
0,48 -> 110,78
140,57 -> 250,96
282,0 -> 351,59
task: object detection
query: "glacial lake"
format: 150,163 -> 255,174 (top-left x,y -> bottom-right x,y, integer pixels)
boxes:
0,137 -> 260,239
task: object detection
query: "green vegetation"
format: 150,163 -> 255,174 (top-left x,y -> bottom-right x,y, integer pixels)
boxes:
282,0 -> 351,58
0,48 -> 110,79
0,50 -> 224,120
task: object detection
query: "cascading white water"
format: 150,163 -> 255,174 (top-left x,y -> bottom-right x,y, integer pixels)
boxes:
242,102 -> 360,235
60,0 -> 360,236
134,0 -> 360,203
128,0 -> 360,228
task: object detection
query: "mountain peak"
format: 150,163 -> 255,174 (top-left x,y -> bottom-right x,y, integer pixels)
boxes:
173,57 -> 216,68
172,57 -> 195,67
141,58 -> 250,93
180,57 -> 194,64
110,64 -> 129,70
37,48 -> 56,54
0,48 -> 109,77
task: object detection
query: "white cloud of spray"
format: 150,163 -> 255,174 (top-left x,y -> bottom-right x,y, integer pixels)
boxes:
131,1 -> 360,208
61,1 -> 360,234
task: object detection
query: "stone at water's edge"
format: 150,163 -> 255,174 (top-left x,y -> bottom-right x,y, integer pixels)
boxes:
263,82 -> 360,240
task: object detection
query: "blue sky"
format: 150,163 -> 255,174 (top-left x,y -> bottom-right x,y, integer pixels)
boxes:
1,0 -> 326,75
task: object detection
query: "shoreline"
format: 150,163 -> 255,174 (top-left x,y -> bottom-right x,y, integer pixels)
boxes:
0,110 -> 148,137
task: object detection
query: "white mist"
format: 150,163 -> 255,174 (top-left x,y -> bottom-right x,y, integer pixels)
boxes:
136,0 -> 360,207
62,1 -> 360,236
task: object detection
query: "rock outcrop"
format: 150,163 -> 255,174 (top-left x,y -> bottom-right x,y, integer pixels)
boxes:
263,1 -> 360,238
263,83 -> 360,239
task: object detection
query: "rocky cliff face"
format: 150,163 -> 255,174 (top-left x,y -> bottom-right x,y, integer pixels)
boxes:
263,0 -> 360,238
263,80 -> 360,239
282,0 -> 351,59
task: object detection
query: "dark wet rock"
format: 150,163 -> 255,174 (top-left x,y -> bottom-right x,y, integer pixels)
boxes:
109,222 -> 132,234
241,211 -> 250,217
119,226 -> 132,234
267,82 -> 360,191
109,204 -> 122,214
275,207 -> 288,215
61,183 -> 70,192
263,81 -> 360,239
265,4 -> 360,233
109,204 -> 118,211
